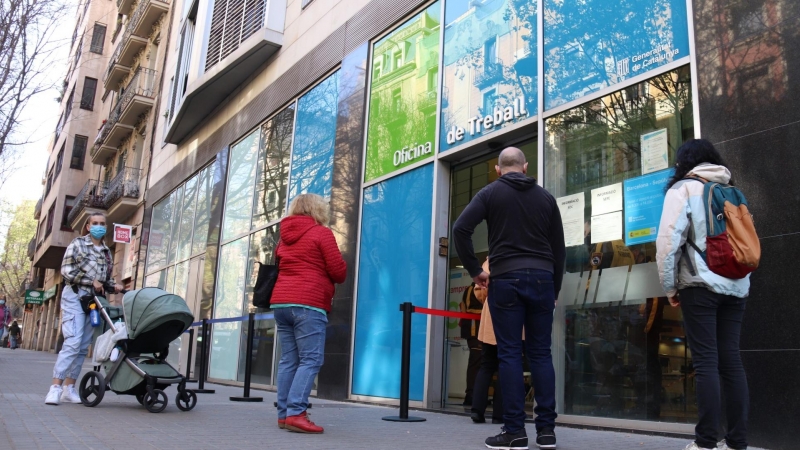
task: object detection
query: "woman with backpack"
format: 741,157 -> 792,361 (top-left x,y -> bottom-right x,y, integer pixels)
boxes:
271,194 -> 347,434
656,139 -> 751,450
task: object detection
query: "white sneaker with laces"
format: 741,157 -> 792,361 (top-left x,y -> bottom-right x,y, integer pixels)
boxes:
684,443 -> 716,450
60,384 -> 81,403
45,385 -> 62,405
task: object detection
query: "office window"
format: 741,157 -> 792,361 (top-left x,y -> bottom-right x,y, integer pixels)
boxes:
74,37 -> 83,68
71,135 -> 88,169
45,202 -> 55,237
45,171 -> 53,198
55,144 -> 65,178
90,23 -> 106,54
61,196 -> 75,231
80,77 -> 97,110
65,87 -> 74,121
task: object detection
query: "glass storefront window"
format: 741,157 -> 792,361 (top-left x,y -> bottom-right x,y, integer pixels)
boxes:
544,66 -> 696,423
167,186 -> 184,266
252,106 -> 294,228
222,130 -> 259,241
209,237 -> 249,380
176,176 -> 197,262
192,164 -> 215,255
145,191 -> 176,272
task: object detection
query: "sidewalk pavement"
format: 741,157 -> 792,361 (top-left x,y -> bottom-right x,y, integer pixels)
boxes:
0,348 -> 744,450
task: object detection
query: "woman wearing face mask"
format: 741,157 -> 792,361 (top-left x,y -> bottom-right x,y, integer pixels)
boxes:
45,212 -> 123,405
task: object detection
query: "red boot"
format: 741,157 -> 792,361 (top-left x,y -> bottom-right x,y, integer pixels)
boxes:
284,411 -> 323,433
278,418 -> 286,429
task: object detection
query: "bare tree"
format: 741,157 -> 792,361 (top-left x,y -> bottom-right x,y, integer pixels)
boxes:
0,0 -> 68,188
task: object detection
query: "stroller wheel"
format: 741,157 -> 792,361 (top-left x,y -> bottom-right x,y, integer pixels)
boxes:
176,390 -> 197,411
79,371 -> 106,407
135,393 -> 145,405
143,389 -> 168,413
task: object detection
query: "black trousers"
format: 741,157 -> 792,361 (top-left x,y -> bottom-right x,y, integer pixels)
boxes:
681,287 -> 749,450
471,343 -> 503,420
465,337 -> 482,399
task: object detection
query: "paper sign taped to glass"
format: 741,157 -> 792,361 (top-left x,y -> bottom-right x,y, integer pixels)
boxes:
556,192 -> 585,247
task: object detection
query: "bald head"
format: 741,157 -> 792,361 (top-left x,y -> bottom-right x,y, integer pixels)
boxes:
496,147 -> 527,175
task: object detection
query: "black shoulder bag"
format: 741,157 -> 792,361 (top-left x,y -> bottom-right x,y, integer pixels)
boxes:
253,244 -> 280,309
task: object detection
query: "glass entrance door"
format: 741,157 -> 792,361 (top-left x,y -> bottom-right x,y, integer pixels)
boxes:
442,138 -> 537,411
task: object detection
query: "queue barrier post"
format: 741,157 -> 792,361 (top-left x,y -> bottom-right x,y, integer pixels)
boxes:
382,302 -> 425,422
184,327 -> 198,383
230,313 -> 264,402
193,318 -> 216,394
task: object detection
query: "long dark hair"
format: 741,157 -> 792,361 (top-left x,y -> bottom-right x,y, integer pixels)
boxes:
666,138 -> 731,189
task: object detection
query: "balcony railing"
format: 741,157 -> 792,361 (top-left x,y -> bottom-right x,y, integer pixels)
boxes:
107,0 -> 170,81
474,62 -> 504,88
68,180 -> 108,226
27,237 -> 36,260
418,89 -> 437,111
103,167 -> 142,208
34,197 -> 42,219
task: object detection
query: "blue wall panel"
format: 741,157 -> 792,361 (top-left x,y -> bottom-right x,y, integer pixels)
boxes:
352,164 -> 434,400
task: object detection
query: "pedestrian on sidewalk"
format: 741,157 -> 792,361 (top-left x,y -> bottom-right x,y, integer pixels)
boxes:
45,212 -> 123,406
453,147 -> 565,450
459,278 -> 484,406
9,320 -> 21,349
272,194 -> 347,434
656,139 -> 751,450
0,297 -> 11,347
470,257 -> 505,425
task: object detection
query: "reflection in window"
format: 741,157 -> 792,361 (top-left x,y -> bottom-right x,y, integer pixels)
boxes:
146,192 -> 176,272
222,130 -> 259,240
176,176 -> 197,262
192,162 -> 217,255
252,105 -> 294,229
288,71 -> 339,202
210,237 -> 249,380
167,186 -> 184,265
544,66 -> 696,423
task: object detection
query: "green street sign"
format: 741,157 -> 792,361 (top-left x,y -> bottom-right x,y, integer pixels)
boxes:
24,290 -> 44,305
44,285 -> 57,300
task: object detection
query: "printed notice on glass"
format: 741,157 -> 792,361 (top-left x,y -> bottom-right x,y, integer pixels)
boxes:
591,211 -> 623,244
557,193 -> 585,247
641,129 -> 669,175
591,183 -> 623,216
624,169 -> 674,246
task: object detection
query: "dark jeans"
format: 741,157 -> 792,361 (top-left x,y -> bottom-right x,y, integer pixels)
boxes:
471,343 -> 503,420
465,337 -> 482,400
488,269 -> 557,434
681,287 -> 749,449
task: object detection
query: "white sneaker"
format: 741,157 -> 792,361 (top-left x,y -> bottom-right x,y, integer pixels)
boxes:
684,443 -> 716,450
45,385 -> 62,405
718,440 -> 744,450
60,384 -> 81,403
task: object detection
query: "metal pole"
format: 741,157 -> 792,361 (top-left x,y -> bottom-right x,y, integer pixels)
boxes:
185,328 -> 197,383
193,318 -> 215,394
231,313 -> 263,402
382,302 -> 425,422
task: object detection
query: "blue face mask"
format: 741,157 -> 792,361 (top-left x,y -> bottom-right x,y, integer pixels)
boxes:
90,225 -> 106,239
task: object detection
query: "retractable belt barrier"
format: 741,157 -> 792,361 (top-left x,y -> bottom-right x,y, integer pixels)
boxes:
383,303 -> 481,423
183,313 -> 275,397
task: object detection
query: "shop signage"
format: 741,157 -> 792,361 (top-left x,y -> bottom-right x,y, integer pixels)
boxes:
544,0 -> 690,109
113,224 -> 133,244
24,290 -> 44,305
364,3 -> 441,182
445,97 -> 529,145
440,0 -> 537,151
43,285 -> 57,300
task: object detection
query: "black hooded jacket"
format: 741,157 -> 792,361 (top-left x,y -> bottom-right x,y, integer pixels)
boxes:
452,172 -> 566,296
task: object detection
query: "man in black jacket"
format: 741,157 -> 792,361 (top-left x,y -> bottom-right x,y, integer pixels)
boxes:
453,147 -> 565,450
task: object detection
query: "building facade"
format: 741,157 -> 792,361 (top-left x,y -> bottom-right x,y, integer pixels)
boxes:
24,0 -> 799,448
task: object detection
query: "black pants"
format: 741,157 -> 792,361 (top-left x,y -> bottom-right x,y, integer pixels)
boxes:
465,337 -> 482,400
471,343 -> 503,420
681,287 -> 749,449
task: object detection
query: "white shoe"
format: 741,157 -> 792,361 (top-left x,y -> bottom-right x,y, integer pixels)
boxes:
60,384 -> 81,403
718,440 -> 744,450
45,385 -> 62,405
684,443 -> 716,450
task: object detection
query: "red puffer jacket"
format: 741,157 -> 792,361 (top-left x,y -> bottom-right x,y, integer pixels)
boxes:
271,215 -> 347,312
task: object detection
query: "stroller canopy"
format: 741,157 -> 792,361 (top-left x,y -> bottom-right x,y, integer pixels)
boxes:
123,288 -> 194,341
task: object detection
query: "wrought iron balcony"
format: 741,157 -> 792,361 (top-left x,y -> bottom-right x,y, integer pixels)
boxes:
103,167 -> 142,209
474,62 -> 504,88
68,180 -> 108,228
34,197 -> 42,219
104,0 -> 168,89
418,89 -> 437,112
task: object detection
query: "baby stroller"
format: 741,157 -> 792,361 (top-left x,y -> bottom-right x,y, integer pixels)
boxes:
78,287 -> 198,413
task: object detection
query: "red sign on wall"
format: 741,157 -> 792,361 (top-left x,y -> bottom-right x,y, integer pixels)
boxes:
113,224 -> 132,244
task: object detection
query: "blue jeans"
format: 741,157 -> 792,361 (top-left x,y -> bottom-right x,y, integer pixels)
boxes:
680,287 -> 749,449
9,334 -> 18,349
275,307 -> 327,418
488,269 -> 557,434
53,288 -> 94,380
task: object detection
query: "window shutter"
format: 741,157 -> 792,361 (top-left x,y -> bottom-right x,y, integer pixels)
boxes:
90,24 -> 106,54
80,78 -> 97,110
204,0 -> 266,72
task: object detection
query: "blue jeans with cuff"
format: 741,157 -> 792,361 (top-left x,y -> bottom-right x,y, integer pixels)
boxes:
488,269 -> 557,434
275,306 -> 327,419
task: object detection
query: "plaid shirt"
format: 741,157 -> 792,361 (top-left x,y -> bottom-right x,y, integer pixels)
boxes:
61,235 -> 115,288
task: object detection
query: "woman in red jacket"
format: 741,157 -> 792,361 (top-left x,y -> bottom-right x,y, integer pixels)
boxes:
272,193 -> 346,433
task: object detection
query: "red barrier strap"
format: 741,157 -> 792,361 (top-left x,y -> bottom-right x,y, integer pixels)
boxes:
414,307 -> 481,321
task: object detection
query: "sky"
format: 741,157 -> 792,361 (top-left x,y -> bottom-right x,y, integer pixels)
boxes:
0,1 -> 77,207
